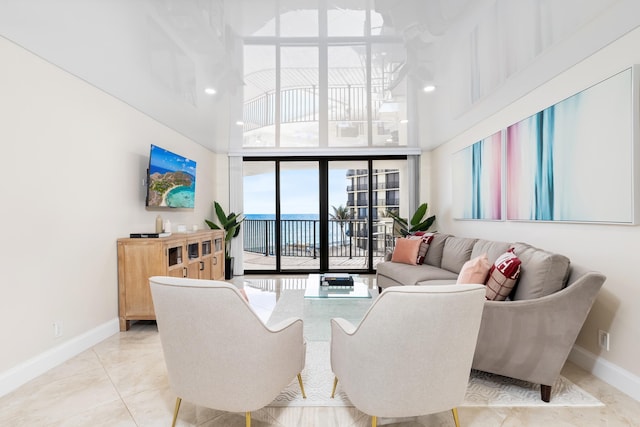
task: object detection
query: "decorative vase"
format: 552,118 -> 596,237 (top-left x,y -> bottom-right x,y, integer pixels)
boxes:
225,257 -> 234,280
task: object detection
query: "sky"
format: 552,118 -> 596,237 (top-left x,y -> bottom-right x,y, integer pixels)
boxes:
244,168 -> 349,215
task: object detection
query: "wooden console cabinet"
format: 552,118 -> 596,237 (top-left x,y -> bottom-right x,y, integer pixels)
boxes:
117,230 -> 224,331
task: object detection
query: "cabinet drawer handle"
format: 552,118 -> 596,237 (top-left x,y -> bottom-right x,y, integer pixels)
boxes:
213,257 -> 217,265
200,261 -> 204,271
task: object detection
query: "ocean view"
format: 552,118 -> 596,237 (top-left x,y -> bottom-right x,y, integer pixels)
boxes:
166,182 -> 196,208
243,213 -> 357,249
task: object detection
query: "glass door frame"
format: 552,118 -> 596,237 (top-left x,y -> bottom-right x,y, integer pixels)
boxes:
243,154 -> 408,274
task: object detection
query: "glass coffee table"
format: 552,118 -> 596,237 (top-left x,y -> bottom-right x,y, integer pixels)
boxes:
267,274 -> 377,341
304,273 -> 372,299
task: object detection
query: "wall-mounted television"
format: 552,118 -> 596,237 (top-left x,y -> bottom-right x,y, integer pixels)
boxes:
145,144 -> 196,208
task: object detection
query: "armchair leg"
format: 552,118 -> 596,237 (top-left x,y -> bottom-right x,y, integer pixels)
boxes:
372,415 -> 377,427
541,384 -> 552,402
171,397 -> 182,427
297,373 -> 307,398
330,377 -> 339,398
245,411 -> 251,427
452,407 -> 460,427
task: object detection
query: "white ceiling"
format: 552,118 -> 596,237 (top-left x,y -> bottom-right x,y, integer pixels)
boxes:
0,0 -> 639,152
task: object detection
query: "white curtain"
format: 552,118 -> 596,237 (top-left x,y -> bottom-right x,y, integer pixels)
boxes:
228,155 -> 244,275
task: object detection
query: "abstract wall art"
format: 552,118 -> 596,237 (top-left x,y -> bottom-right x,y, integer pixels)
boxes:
452,131 -> 503,220
453,66 -> 639,224
506,67 -> 636,223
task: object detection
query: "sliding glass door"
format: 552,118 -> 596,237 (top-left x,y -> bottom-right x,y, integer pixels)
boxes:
280,162 -> 320,271
242,156 -> 408,274
328,160 -> 369,269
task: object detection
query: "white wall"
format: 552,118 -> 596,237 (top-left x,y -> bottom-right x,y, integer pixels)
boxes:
429,26 -> 640,397
0,36 -> 221,394
0,0 -> 227,151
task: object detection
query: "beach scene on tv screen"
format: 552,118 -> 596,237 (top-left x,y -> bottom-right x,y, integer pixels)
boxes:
147,145 -> 196,208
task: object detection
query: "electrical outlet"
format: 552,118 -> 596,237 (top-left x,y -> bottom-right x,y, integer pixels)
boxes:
53,321 -> 63,338
598,330 -> 610,351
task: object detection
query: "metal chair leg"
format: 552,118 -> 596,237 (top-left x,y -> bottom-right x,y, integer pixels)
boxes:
372,415 -> 377,427
297,373 -> 307,398
330,376 -> 339,398
452,407 -> 460,427
245,411 -> 251,427
171,397 -> 181,427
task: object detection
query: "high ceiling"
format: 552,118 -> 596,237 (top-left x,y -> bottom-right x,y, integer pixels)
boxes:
0,0 -> 638,152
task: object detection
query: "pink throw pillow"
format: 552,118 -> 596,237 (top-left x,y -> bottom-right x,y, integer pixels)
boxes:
457,254 -> 491,284
391,238 -> 422,265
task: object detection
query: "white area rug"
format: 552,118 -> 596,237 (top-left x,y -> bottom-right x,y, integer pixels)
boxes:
268,342 -> 603,408
464,369 -> 603,407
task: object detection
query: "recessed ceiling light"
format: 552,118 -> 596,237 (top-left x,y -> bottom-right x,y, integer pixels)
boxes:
400,119 -> 409,124
423,85 -> 436,93
204,87 -> 217,95
236,121 -> 244,126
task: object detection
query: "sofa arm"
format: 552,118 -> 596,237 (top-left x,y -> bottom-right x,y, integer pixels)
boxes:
472,270 -> 605,388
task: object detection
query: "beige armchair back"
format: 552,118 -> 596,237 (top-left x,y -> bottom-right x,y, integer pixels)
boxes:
330,284 -> 485,427
150,276 -> 306,427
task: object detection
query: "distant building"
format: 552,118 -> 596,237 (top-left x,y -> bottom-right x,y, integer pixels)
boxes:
346,168 -> 399,250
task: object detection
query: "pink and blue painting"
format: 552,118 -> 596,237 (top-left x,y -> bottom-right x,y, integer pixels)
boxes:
453,131 -> 503,220
506,68 -> 634,223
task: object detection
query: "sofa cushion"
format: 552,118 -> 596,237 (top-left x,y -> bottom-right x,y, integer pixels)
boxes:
423,233 -> 451,267
408,232 -> 435,264
457,254 -> 491,284
485,249 -> 522,301
471,240 -> 512,264
441,237 -> 478,273
510,242 -> 571,300
377,262 -> 458,286
391,237 -> 421,265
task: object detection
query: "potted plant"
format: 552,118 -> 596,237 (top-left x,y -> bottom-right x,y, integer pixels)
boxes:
385,202 -> 436,237
205,201 -> 244,279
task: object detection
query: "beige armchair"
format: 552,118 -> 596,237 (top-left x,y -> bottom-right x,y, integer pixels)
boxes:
149,276 -> 306,427
330,284 -> 485,427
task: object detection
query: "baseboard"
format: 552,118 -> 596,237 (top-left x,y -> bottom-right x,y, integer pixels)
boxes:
569,344 -> 640,401
0,318 -> 120,397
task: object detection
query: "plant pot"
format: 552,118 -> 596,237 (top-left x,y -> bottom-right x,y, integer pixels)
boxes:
225,257 -> 234,280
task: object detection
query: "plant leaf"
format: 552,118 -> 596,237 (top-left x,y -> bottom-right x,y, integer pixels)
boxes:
409,203 -> 428,227
204,219 -> 220,230
411,215 -> 436,232
214,202 -> 228,226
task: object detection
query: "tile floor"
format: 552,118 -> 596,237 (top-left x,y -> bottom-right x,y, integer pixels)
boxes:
1,276 -> 640,426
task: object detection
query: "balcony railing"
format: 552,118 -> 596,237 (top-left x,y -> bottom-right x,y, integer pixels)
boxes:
243,84 -> 386,132
243,218 -> 395,260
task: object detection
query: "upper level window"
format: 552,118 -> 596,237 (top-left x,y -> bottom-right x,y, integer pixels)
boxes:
239,0 -> 410,151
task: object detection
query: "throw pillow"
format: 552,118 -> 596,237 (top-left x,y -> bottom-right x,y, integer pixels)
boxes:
485,248 -> 522,301
456,254 -> 491,284
391,237 -> 422,265
408,232 -> 435,264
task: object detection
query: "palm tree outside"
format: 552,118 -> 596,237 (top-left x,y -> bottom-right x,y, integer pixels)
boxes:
329,205 -> 353,247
